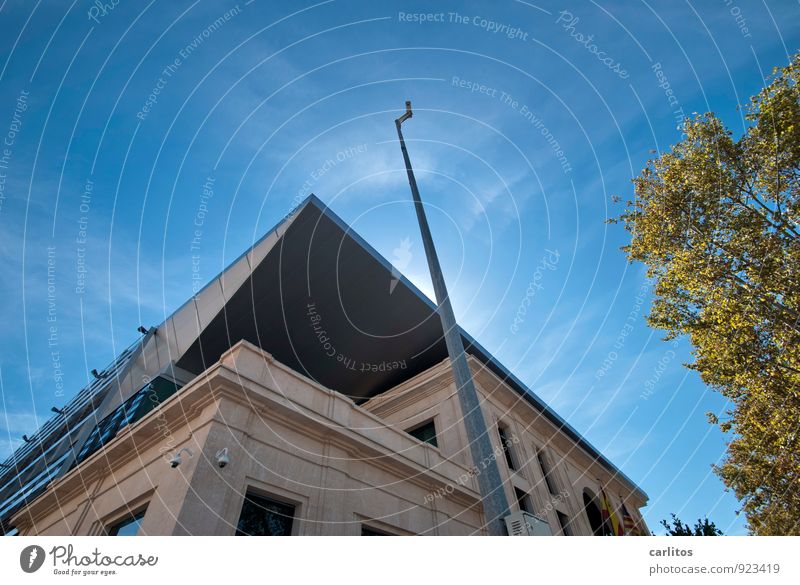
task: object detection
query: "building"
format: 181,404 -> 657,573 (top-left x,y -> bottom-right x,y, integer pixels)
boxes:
0,195 -> 648,536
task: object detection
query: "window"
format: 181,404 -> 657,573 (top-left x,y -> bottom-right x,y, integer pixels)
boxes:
406,420 -> 437,447
0,396 -> 108,524
0,450 -> 71,520
75,377 -> 181,466
557,511 -> 573,536
236,492 -> 295,536
497,425 -> 516,470
514,487 -> 533,514
0,343 -> 141,530
107,509 -> 147,536
583,490 -> 611,536
361,525 -> 392,536
537,449 -> 559,496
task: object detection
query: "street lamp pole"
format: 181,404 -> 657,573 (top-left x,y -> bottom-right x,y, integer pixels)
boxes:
394,101 -> 511,536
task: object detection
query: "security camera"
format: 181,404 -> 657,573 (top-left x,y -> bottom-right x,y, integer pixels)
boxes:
168,448 -> 193,468
215,448 -> 230,468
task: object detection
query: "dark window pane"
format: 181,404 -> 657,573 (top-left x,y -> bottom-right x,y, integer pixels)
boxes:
108,509 -> 146,536
236,492 -> 295,536
583,492 -> 607,536
514,487 -> 532,514
75,377 -> 180,465
133,377 -> 182,421
498,426 -> 516,470
557,511 -> 573,536
361,525 -> 392,536
537,450 -> 559,496
406,420 -> 437,447
0,344 -> 143,529
0,451 -> 70,520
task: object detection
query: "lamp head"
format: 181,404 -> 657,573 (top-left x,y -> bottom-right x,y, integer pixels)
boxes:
395,100 -> 413,125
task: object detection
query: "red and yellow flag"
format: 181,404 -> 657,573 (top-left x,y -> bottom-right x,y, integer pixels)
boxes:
600,489 -> 624,535
621,503 -> 640,536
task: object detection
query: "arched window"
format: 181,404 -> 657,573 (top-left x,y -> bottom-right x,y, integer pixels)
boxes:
583,489 -> 612,536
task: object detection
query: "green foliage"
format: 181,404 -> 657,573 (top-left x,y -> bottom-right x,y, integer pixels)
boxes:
660,513 -> 723,536
615,53 -> 800,535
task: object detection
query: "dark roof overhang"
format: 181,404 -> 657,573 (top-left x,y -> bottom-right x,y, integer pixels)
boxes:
176,196 -> 647,502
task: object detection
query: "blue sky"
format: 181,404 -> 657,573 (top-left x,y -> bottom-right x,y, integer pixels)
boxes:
1,0 -> 798,535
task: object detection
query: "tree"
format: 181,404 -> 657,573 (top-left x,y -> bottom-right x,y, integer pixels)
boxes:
660,513 -> 723,536
614,53 -> 800,535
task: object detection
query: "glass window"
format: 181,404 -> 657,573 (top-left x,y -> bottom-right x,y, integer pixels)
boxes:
0,451 -> 70,520
107,509 -> 146,536
236,492 -> 295,536
583,491 -> 609,536
75,377 -> 180,466
0,396 -> 97,497
0,342 -> 143,529
514,487 -> 533,514
557,511 -> 573,536
406,420 -> 437,447
537,450 -> 559,496
497,425 -> 516,470
361,525 -> 392,536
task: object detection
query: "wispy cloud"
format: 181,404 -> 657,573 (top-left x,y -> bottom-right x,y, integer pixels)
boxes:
0,411 -> 42,460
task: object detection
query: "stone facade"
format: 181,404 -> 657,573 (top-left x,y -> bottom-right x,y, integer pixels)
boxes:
12,340 -> 647,536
